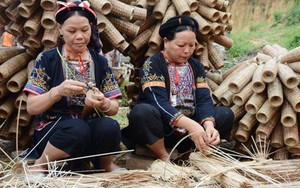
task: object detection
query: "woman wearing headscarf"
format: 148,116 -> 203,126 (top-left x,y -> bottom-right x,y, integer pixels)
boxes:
122,16 -> 234,161
23,1 -> 122,174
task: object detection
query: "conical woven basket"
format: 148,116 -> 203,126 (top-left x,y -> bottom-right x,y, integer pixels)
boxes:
255,52 -> 273,62
230,104 -> 246,121
10,18 -> 26,37
116,40 -> 130,55
220,90 -> 234,106
24,10 -> 43,36
277,63 -> 299,89
15,92 -> 28,110
109,16 -> 140,38
232,82 -> 253,106
193,42 -> 204,57
41,0 -> 57,11
0,82 -> 10,99
162,4 -> 176,23
287,61 -> 300,73
271,123 -> 284,149
235,125 -> 251,143
7,68 -> 28,93
138,15 -> 157,34
256,100 -> 279,124
131,25 -> 155,51
132,6 -> 147,21
148,22 -> 162,50
208,43 -> 224,69
5,0 -> 20,22
42,27 -> 59,48
199,0 -> 217,8
283,122 -> 299,147
18,110 -> 32,127
281,100 -> 297,128
245,92 -> 267,114
190,12 -> 211,35
27,30 -> 44,49
273,148 -> 289,160
187,0 -> 199,11
136,0 -> 147,8
206,71 -> 222,85
272,44 -> 288,55
206,77 -> 219,92
262,59 -> 277,83
214,35 -> 233,48
197,2 -> 220,22
147,0 -> 158,6
217,11 -> 229,23
110,0 -> 134,20
89,0 -> 112,15
0,47 -> 26,64
208,21 -> 222,35
0,95 -> 17,119
256,110 -> 280,139
283,86 -> 300,112
153,0 -> 169,20
96,12 -> 107,32
267,77 -> 283,107
239,112 -> 257,132
18,1 -> 39,18
252,63 -> 266,94
172,0 -> 191,16
101,19 -> 125,49
280,46 -> 300,63
200,43 -> 210,70
41,10 -> 56,29
262,44 -> 278,58
222,58 -> 255,80
288,142 -> 300,154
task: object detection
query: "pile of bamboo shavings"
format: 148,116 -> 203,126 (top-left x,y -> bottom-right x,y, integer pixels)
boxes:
209,44 -> 300,160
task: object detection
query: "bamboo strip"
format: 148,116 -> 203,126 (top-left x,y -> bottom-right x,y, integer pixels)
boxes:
89,0 -> 112,15
233,82 -> 253,106
267,77 -> 283,107
190,12 -> 211,35
197,2 -> 220,22
7,68 -> 28,93
256,110 -> 280,139
262,59 -> 277,83
280,46 -> 300,63
287,61 -> 300,73
109,0 -> 135,20
152,0 -> 169,20
245,92 -> 267,114
230,104 -> 246,121
281,101 -> 297,128
40,0 -> 57,11
283,86 -> 300,112
251,63 -> 266,94
148,21 -> 162,50
277,63 -> 299,89
172,0 -> 191,16
262,44 -> 278,58
256,100 -> 279,124
283,122 -> 299,147
207,43 -> 224,69
270,123 -> 284,149
239,112 -> 257,132
41,10 -> 56,29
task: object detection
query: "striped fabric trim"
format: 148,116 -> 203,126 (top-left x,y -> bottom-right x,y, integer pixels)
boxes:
142,81 -> 165,91
23,83 -> 45,95
196,83 -> 209,88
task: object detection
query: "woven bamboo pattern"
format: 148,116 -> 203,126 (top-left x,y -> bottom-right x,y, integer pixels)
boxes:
153,0 -> 169,20
7,68 -> 28,93
199,0 -> 217,8
207,43 -> 224,69
262,44 -> 278,58
131,25 -> 155,51
147,0 -> 158,6
283,122 -> 299,147
5,0 -> 20,22
271,123 -> 284,149
148,22 -> 162,50
136,0 -> 147,8
256,52 -> 273,62
0,81 -> 10,99
190,12 -> 211,35
27,30 -> 44,48
206,71 -> 222,85
200,43 -> 210,69
18,1 -> 40,18
186,0 -> 199,11
89,0 -> 112,15
232,82 -> 253,106
101,19 -> 125,49
208,21 -> 222,34
235,125 -> 250,143
220,90 -> 233,106
0,95 -> 17,119
277,63 -> 299,89
256,100 -> 279,124
266,77 -> 283,108
222,58 -> 255,80
287,61 -> 300,73
214,35 -> 233,48
172,0 -> 191,16
24,9 -> 43,36
256,110 -> 280,139
41,10 -> 56,29
15,92 -> 27,110
273,148 -> 289,160
283,86 -> 300,112
109,16 -> 140,38
245,92 -> 267,114
280,46 -> 300,63
239,112 -> 257,132
10,18 -> 26,36
18,110 -> 32,127
132,6 -> 147,21
162,4 -> 176,23
0,47 -> 26,64
281,101 -> 297,128
42,27 -> 59,48
262,59 -> 277,83
110,0 -> 135,20
194,42 -> 204,56
206,77 -> 218,92
40,0 -> 57,11
252,63 -> 266,94
197,2 -> 220,22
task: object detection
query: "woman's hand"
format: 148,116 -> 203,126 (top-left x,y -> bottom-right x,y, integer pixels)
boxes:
85,87 -> 107,108
57,79 -> 86,97
187,124 -> 209,153
203,122 -> 220,145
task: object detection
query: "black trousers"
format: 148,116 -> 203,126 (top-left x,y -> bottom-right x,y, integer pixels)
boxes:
122,103 -> 234,152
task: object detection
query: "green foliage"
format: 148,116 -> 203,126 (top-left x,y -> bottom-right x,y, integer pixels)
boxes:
289,35 -> 300,49
285,0 -> 300,26
249,23 -> 265,32
227,32 -> 256,60
273,11 -> 283,23
118,78 -> 130,107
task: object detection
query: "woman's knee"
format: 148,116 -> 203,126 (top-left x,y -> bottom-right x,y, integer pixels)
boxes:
129,103 -> 161,125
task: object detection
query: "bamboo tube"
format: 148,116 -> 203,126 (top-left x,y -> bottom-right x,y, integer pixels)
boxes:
197,2 -> 220,22
194,42 -> 204,57
270,123 -> 284,149
267,77 -> 283,107
7,68 -> 28,93
273,148 -> 289,160
162,4 -> 176,23
220,90 -> 233,106
24,10 -> 43,36
235,125 -> 251,143
231,104 -> 246,121
245,92 -> 267,114
255,52 -> 273,62
214,35 -> 233,49
228,63 -> 257,94
172,0 -> 191,16
136,0 -> 147,8
232,82 -> 253,106
131,25 -> 155,51
0,47 -> 26,64
207,43 -> 224,69
101,19 -> 126,49
190,12 -> 211,35
198,33 -> 215,43
199,0 -> 217,8
0,53 -> 32,82
0,95 -> 18,119
283,86 -> 300,112
208,21 -> 222,35
272,43 -> 288,55
96,13 -> 108,32
262,59 -> 277,83
277,63 -> 299,89
5,0 -> 20,22
288,142 -> 300,154
40,0 -> 57,11
18,1 -> 40,18
89,0 -> 112,15
262,44 -> 278,58
206,77 -> 218,92
148,22 -> 162,50
9,17 -> 26,37
283,122 -> 299,147
138,15 -> 157,35
256,100 -> 279,124
18,110 -> 32,127
239,112 -> 257,132
41,10 -> 56,30
287,61 -> 300,73
117,40 -> 130,55
251,63 -> 266,94
109,16 -> 140,38
146,0 -> 158,6
222,58 -> 256,80
152,0 -> 169,20
27,30 -> 44,49
42,27 -> 59,48
256,110 -> 280,139
15,92 -> 27,110
217,11 -> 229,23
109,0 -> 135,20
0,82 -> 10,99
186,0 -> 199,11
281,101 -> 297,128
205,71 -> 222,85
280,46 -> 300,63
200,43 -> 210,70
132,6 -> 147,21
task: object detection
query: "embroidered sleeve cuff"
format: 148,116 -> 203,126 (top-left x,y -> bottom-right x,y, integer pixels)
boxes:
200,117 -> 215,127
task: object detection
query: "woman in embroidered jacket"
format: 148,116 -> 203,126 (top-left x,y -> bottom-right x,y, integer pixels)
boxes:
122,16 -> 234,161
23,1 -> 122,173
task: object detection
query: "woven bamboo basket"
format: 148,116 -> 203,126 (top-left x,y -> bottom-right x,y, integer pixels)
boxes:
132,6 -> 147,21
4,1 -> 20,22
273,148 -> 289,160
206,77 -> 218,92
228,63 -> 257,94
18,1 -> 40,18
194,42 -> 204,56
232,82 -> 253,106
239,112 -> 257,132
200,43 -> 210,70
186,0 -> 199,11
255,52 -> 273,62
138,15 -> 157,35
131,25 -> 155,51
15,92 -> 27,110
230,104 -> 246,121
199,0 -> 217,8
280,46 -> 300,63
277,63 -> 299,89
116,40 -> 130,55
96,12 -> 108,32
283,86 -> 300,112
27,30 -> 44,49
262,44 -> 278,58
42,27 -> 59,48
271,123 -> 284,149
41,10 -> 56,30
272,43 -> 288,55
281,101 -> 297,128
148,22 -> 162,50
40,0 -> 57,11
217,10 -> 229,23
172,0 -> 191,16
0,82 -> 10,99
101,19 -> 125,49
283,122 -> 299,147
198,33 -> 215,43
0,47 -> 26,64
0,95 -> 17,119
109,16 -> 140,38
256,100 -> 280,124
146,0 -> 158,6
197,2 -> 220,22
208,21 -> 222,35
0,52 -> 32,82
9,18 -> 26,37
89,0 -> 112,15
206,71 -> 223,85
135,0 -> 147,8
7,68 -> 27,93
17,110 -> 32,127
256,110 -> 280,139
24,10 -> 43,36
190,12 -> 211,35
287,61 -> 300,73
222,58 -> 255,80
252,63 -> 266,94
220,90 -> 233,106
245,92 -> 267,114
110,0 -> 135,20
214,35 -> 233,48
267,77 -> 283,107
162,4 -> 177,23
152,0 -> 169,20
207,43 -> 224,69
288,142 -> 300,155
235,125 -> 251,143
262,59 -> 277,83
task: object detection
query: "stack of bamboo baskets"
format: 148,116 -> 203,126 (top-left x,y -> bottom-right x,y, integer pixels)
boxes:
0,0 -> 233,148
208,44 -> 300,160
